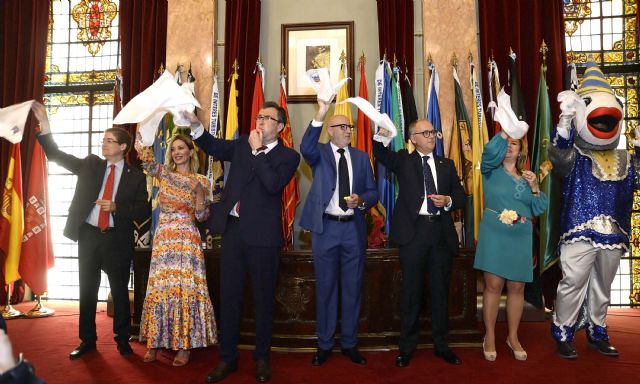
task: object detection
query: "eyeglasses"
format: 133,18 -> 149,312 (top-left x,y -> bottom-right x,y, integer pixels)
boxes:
411,130 -> 436,138
255,114 -> 280,123
101,139 -> 119,145
329,124 -> 355,131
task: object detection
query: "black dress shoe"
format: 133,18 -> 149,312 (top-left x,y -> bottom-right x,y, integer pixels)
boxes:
341,347 -> 367,365
311,348 -> 332,366
556,341 -> 578,359
69,342 -> 96,359
116,340 -> 133,356
588,339 -> 619,356
205,361 -> 238,383
395,353 -> 412,368
255,359 -> 272,382
434,349 -> 462,365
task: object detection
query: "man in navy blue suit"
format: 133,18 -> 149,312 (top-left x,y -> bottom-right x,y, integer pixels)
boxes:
300,100 -> 378,366
187,103 -> 300,383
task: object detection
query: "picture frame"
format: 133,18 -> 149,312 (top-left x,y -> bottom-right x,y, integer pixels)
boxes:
281,21 -> 354,103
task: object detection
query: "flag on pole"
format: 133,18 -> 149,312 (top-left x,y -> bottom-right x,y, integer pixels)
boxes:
470,60 -> 489,242
225,65 -> 239,141
0,143 -> 24,284
452,64 -> 475,247
334,59 -> 354,146
508,51 -> 530,169
401,72 -> 418,144
374,59 -> 395,233
531,62 -> 561,273
206,72 -> 225,203
427,61 -> 444,156
487,58 -> 501,129
354,55 -> 385,248
19,142 -> 54,295
249,60 -> 265,132
279,72 -> 299,250
391,65 -> 405,152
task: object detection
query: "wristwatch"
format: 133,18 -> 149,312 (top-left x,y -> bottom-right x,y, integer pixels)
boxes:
358,201 -> 366,210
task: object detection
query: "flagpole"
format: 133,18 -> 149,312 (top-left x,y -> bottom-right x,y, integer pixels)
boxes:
23,294 -> 55,318
1,284 -> 22,319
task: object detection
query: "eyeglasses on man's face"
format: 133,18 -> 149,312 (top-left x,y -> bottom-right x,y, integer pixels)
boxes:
411,129 -> 436,138
255,114 -> 280,123
101,138 -> 119,145
330,124 -> 355,132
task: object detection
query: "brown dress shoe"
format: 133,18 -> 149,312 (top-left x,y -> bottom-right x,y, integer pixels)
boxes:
205,361 -> 238,383
255,359 -> 272,382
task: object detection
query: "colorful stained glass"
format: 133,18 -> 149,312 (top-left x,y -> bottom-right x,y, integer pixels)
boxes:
71,0 -> 118,57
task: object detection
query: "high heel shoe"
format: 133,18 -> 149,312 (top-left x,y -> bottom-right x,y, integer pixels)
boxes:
506,338 -> 527,361
143,348 -> 157,363
482,338 -> 497,361
172,350 -> 190,367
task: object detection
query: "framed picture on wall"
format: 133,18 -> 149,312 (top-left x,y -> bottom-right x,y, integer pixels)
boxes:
281,21 -> 354,103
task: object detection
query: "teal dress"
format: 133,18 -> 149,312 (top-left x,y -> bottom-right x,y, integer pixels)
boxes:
473,135 -> 549,282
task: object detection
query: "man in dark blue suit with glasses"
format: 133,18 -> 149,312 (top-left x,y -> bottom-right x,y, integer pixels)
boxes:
300,100 -> 378,367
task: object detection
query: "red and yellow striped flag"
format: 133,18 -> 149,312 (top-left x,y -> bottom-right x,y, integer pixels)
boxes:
279,74 -> 300,250
0,143 -> 24,284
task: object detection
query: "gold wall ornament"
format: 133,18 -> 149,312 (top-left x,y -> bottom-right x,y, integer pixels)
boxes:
71,0 -> 118,57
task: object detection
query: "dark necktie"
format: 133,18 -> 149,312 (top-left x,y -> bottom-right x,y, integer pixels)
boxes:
423,155 -> 438,214
337,148 -> 350,212
98,164 -> 116,230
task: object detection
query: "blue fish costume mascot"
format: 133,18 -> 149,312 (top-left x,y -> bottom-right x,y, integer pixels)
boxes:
548,61 -> 638,359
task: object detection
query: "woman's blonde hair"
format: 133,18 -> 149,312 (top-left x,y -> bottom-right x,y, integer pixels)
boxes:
164,134 -> 199,173
513,137 -> 528,174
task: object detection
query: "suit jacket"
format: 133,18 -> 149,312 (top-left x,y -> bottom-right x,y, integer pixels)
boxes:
372,140 -> 466,254
299,122 -> 378,247
194,133 -> 300,247
37,133 -> 149,260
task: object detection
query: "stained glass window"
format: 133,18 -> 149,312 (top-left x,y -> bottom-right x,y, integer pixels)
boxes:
43,0 -> 121,301
564,0 -> 639,306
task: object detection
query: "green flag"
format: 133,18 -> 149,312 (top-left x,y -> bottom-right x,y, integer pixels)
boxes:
531,63 -> 561,273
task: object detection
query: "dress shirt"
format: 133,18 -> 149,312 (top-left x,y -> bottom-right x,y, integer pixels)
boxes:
86,159 -> 124,227
415,150 -> 452,215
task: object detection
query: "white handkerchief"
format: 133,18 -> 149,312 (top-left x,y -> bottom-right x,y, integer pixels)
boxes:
304,68 -> 349,103
493,88 -> 529,140
557,90 -> 587,134
0,100 -> 35,144
338,97 -> 397,146
113,70 -> 200,145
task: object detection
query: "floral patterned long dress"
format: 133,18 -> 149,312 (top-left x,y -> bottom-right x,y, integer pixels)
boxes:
139,151 -> 217,350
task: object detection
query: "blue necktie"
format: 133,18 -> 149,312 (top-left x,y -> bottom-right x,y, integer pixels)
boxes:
423,155 -> 438,214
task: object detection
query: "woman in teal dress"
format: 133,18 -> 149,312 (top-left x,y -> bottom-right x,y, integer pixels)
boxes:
474,132 -> 548,361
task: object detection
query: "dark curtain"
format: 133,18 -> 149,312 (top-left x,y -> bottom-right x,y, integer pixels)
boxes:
0,0 -> 49,302
376,0 -> 414,85
119,0 -> 168,163
478,0 -> 566,308
478,0 -> 566,139
224,0 -> 261,136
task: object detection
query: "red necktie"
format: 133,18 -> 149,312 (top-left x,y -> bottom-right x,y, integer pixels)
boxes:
98,164 -> 116,230
235,201 -> 240,216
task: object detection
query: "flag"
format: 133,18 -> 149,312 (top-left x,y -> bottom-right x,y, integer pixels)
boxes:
487,58 -> 501,129
374,60 -> 395,233
334,61 -> 354,146
508,51 -> 530,169
427,62 -> 444,156
279,73 -> 299,250
354,55 -> 384,248
401,73 -> 418,143
0,143 -> 24,284
225,70 -> 239,141
451,64 -> 474,247
391,65 -> 405,152
206,73 -> 225,203
249,61 -> 265,132
355,56 -> 373,162
470,61 -> 489,242
19,142 -> 54,295
531,63 -> 561,273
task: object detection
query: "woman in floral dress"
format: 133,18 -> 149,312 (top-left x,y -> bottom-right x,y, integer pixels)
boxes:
474,131 -> 548,362
137,133 -> 217,366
